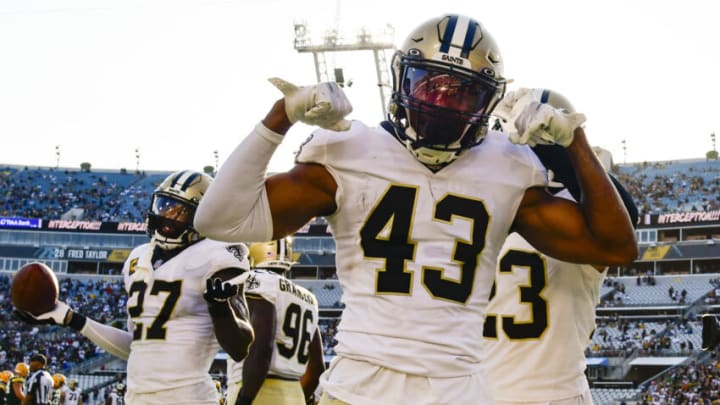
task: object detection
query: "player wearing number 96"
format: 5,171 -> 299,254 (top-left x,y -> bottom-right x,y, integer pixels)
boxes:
14,170 -> 255,405
482,89 -> 639,405
226,238 -> 324,405
194,13 -> 637,405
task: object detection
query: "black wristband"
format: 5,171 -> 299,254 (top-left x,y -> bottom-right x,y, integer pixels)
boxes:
207,302 -> 233,318
235,396 -> 253,405
67,311 -> 87,331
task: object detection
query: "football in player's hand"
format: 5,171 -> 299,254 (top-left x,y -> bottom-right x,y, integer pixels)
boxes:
11,262 -> 59,316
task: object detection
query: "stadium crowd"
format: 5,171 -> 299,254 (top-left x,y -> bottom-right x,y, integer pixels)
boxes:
616,160 -> 720,216
2,159 -> 720,224
0,166 -> 154,222
637,359 -> 720,404
0,274 -> 125,373
586,317 -> 702,358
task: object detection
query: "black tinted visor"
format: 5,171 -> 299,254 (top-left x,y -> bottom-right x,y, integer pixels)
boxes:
148,195 -> 195,239
402,66 -> 496,115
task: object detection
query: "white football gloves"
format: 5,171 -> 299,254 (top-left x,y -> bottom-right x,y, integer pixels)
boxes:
269,77 -> 353,131
17,301 -> 72,326
495,88 -> 586,147
493,87 -> 535,125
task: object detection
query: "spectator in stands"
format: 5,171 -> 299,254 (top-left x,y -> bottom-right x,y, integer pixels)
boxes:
14,170 -> 255,404
226,239 -> 324,405
638,360 -> 720,403
194,14 -> 637,403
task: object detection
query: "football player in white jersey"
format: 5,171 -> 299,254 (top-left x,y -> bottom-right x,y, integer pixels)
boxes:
15,170 -> 255,405
59,379 -> 82,405
226,238 -> 324,405
482,87 -> 639,405
195,14 -> 637,404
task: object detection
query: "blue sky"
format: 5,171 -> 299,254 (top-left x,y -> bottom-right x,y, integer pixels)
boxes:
1,0 -> 718,172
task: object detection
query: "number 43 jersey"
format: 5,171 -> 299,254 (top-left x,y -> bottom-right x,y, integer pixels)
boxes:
296,122 -> 547,378
121,239 -> 250,395
227,269 -> 319,382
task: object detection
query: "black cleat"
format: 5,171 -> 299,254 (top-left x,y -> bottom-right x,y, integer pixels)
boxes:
702,314 -> 720,351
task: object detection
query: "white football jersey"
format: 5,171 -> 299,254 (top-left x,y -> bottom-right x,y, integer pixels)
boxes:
481,211 -> 605,401
63,387 -> 82,405
296,121 -> 547,377
227,269 -> 319,382
122,238 -> 250,396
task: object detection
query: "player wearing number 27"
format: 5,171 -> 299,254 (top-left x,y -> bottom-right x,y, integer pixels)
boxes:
195,13 -> 637,405
482,89 -> 640,405
15,170 -> 255,405
226,238 -> 324,405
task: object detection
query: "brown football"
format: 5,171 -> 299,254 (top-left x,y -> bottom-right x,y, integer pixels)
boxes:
11,262 -> 59,316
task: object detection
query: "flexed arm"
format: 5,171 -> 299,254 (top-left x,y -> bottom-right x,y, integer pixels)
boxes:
506,90 -> 637,266
515,129 -> 637,265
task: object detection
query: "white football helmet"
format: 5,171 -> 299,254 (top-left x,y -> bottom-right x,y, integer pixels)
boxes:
248,238 -> 295,273
146,170 -> 212,250
388,14 -> 506,168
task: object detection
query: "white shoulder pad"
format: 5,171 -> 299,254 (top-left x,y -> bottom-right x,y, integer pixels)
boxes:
295,121 -> 372,166
184,239 -> 251,280
122,243 -> 152,290
483,131 -> 548,188
245,269 -> 280,305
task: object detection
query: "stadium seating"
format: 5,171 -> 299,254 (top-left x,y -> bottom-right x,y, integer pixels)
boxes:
1,158 -> 718,223
0,166 -> 169,222
616,159 -> 720,214
294,279 -> 344,308
600,274 -> 716,307
591,387 -> 641,405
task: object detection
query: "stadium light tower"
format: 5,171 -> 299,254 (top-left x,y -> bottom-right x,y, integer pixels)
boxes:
293,20 -> 395,118
135,148 -> 140,174
621,139 -> 627,164
712,132 -> 716,152
213,150 -> 219,171
55,145 -> 60,169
